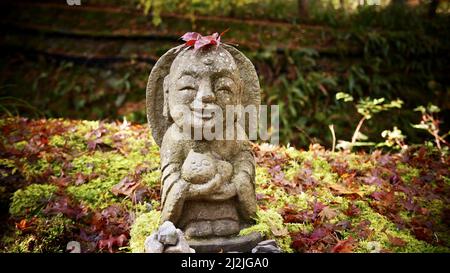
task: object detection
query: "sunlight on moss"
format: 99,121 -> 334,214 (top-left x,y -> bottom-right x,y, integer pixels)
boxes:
141,170 -> 161,189
129,210 -> 161,253
240,208 -> 293,253
310,156 -> 337,185
1,214 -> 74,253
9,184 -> 58,217
0,158 -> 16,172
351,200 -> 450,253
346,154 -> 374,172
284,159 -> 302,181
20,158 -> 52,181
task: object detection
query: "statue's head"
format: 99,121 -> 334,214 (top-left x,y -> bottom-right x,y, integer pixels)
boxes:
164,46 -> 242,131
147,44 -> 261,146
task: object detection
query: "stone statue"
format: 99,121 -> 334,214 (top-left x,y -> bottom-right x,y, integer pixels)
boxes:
146,42 -> 261,251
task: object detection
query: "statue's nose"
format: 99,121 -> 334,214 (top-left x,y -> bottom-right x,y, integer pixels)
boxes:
197,81 -> 216,103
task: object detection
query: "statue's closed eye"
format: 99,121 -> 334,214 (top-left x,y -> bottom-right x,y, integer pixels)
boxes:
216,86 -> 231,93
180,86 -> 196,92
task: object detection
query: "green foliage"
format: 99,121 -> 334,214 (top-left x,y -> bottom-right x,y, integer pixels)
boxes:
239,208 -> 293,253
337,93 -> 403,120
2,214 -> 74,253
129,211 -> 160,253
9,184 -> 58,217
412,104 -> 449,155
335,93 -> 403,150
1,118 -> 449,253
379,126 -> 407,150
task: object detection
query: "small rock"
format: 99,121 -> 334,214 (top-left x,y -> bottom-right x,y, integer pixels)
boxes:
157,221 -> 178,245
66,241 -> 81,253
251,239 -> 282,253
256,239 -> 278,247
164,229 -> 195,253
144,233 -> 164,253
145,202 -> 153,212
366,241 -> 381,253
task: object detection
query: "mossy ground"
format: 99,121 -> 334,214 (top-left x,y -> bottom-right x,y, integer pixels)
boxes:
0,118 -> 448,253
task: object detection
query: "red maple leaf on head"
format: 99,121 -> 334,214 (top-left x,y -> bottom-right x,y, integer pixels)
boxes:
181,32 -> 202,47
180,29 -> 229,50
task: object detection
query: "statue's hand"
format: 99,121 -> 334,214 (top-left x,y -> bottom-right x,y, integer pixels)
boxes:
186,173 -> 223,199
209,182 -> 237,200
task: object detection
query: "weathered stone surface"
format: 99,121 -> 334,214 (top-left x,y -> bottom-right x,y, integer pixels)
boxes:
188,232 -> 262,253
144,233 -> 164,253
146,42 -> 261,250
145,225 -> 195,253
165,229 -> 196,253
251,239 -> 282,253
66,241 -> 81,253
157,221 -> 178,245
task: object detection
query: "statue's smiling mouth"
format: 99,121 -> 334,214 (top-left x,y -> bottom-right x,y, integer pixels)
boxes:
192,106 -> 216,120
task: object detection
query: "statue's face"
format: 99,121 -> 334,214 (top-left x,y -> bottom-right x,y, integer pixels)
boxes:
166,47 -> 241,132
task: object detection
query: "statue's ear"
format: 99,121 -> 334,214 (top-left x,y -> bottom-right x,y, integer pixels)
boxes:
163,75 -> 170,118
147,44 -> 185,147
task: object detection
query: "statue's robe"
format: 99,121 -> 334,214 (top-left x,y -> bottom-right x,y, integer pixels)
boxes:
159,123 -> 257,228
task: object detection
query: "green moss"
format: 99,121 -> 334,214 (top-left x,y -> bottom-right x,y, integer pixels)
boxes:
13,140 -> 27,151
239,208 -> 293,253
1,214 -> 74,253
20,158 -> 52,181
284,159 -> 302,181
424,198 -> 444,217
351,200 -> 450,253
48,135 -> 66,148
9,184 -> 58,217
67,150 -> 146,209
141,170 -> 161,189
284,146 -> 304,160
443,176 -> 450,186
0,158 -> 16,169
129,211 -> 161,253
396,163 -> 420,184
286,222 -> 314,234
310,156 -> 337,185
346,154 -> 374,172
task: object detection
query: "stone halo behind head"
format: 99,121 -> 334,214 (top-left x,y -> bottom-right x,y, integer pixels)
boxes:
146,44 -> 261,146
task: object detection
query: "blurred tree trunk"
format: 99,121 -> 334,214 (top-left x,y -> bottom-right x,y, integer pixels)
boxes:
429,0 -> 440,17
298,0 -> 309,21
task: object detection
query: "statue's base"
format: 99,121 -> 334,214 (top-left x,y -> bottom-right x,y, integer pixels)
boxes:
187,232 -> 263,253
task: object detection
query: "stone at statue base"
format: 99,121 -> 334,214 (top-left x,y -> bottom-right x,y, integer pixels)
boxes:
144,221 -> 195,253
187,232 -> 262,253
251,239 -> 282,253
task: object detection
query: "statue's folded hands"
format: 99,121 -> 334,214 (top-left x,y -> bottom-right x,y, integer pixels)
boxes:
186,173 -> 223,199
208,181 -> 237,200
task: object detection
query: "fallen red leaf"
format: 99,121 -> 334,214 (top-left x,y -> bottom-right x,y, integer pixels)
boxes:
331,237 -> 355,253
387,234 -> 407,247
98,234 -> 128,253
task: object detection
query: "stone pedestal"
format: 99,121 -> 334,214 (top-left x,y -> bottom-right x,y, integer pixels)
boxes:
187,232 -> 262,253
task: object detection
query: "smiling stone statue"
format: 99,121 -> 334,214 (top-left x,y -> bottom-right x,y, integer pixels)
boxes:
146,40 -> 261,252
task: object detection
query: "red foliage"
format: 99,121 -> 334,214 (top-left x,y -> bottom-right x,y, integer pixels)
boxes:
181,29 -> 229,50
